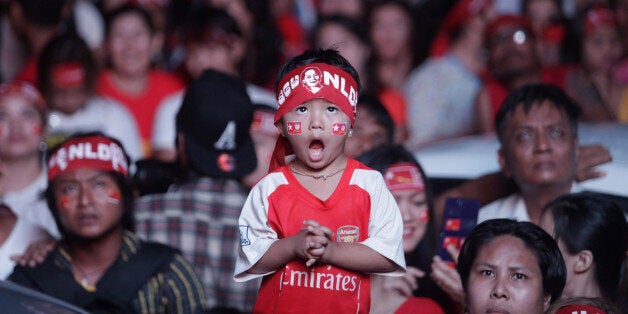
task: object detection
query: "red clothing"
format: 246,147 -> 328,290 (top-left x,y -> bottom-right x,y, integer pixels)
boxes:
395,297 -> 445,314
378,88 -> 407,127
96,70 -> 184,155
13,57 -> 38,84
483,66 -> 570,117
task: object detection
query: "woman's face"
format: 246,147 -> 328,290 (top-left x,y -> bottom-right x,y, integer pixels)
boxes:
107,12 -> 155,77
369,4 -> 412,60
582,26 -> 623,73
0,94 -> 44,161
393,187 -> 429,252
466,235 -> 550,314
315,22 -> 369,76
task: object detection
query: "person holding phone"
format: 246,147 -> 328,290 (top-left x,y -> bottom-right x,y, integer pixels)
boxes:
359,145 -> 453,313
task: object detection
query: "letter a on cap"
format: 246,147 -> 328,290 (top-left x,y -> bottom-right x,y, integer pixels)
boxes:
214,121 -> 237,150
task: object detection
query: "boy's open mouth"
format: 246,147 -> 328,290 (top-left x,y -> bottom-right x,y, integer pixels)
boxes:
308,140 -> 325,160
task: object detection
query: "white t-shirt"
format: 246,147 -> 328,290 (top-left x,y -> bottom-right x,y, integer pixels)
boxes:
47,96 -> 144,163
0,217 -> 49,279
3,170 -> 59,238
478,183 -> 582,223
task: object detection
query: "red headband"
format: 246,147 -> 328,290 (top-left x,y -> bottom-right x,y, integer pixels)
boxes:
48,135 -> 129,181
384,162 -> 425,192
51,62 -> 86,89
584,6 -> 616,36
0,81 -> 45,113
555,304 -> 607,314
275,62 -> 358,125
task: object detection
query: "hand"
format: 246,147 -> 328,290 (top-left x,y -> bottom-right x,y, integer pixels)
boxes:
431,246 -> 464,304
576,144 -> 611,182
381,266 -> 425,297
11,238 -> 57,268
300,220 -> 333,267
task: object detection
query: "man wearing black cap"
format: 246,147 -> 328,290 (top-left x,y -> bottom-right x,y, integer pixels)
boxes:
134,69 -> 259,312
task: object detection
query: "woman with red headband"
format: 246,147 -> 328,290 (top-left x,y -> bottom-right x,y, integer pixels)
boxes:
234,48 -> 406,313
8,133 -> 207,313
0,81 -> 59,279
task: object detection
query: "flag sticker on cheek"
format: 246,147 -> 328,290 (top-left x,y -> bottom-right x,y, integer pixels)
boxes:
419,210 -> 429,223
59,196 -> 72,211
33,123 -> 42,135
332,123 -> 347,135
106,191 -> 121,204
287,121 -> 302,134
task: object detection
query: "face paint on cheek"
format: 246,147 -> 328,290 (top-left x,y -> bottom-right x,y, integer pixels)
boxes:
106,191 -> 121,204
59,196 -> 72,211
332,123 -> 347,136
419,210 -> 429,223
287,121 -> 302,134
32,123 -> 42,135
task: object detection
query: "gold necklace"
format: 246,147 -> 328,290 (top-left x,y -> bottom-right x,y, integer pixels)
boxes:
290,165 -> 345,181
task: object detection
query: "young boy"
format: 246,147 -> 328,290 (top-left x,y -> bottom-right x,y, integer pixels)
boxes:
234,48 -> 406,313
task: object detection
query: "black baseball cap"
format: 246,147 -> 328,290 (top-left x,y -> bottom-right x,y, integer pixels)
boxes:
176,69 -> 256,178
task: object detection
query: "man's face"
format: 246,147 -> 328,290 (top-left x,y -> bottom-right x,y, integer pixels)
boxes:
53,168 -> 123,240
498,100 -> 577,189
487,24 -> 537,80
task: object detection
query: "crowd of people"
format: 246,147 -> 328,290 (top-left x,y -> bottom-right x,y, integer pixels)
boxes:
0,0 -> 627,313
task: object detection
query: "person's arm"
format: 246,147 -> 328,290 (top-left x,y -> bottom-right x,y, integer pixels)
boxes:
319,242 -> 399,273
475,88 -> 495,133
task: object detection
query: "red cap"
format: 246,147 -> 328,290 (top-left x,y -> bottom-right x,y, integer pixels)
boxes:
485,15 -> 534,45
430,0 -> 492,56
584,6 -> 616,36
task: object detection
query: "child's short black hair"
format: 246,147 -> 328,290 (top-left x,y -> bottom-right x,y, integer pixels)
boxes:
274,48 -> 361,94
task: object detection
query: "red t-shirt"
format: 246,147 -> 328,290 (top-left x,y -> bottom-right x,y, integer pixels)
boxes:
96,70 -> 184,155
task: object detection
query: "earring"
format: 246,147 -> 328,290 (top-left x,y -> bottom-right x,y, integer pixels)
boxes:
348,129 -> 353,137
39,141 -> 48,152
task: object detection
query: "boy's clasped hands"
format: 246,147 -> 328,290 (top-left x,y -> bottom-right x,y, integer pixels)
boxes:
299,220 -> 333,267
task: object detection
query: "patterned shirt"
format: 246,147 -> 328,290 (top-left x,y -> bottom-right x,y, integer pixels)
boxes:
134,177 -> 260,312
9,231 -> 207,313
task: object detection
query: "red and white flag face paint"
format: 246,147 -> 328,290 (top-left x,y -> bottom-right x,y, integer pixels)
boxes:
419,210 -> 429,223
106,191 -> 121,204
32,123 -> 42,135
287,121 -> 302,134
59,196 -> 72,211
332,123 -> 347,135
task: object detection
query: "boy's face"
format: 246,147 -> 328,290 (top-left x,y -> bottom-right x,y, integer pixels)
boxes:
277,98 -> 351,170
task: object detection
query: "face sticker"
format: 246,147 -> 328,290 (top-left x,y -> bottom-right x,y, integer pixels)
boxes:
33,123 -> 42,135
59,196 -> 72,210
106,191 -> 121,204
287,121 -> 302,134
419,209 -> 429,223
217,153 -> 235,172
332,123 -> 347,136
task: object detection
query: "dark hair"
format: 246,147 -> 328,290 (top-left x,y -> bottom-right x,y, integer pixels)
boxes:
274,48 -> 361,94
494,83 -> 581,145
358,144 -> 438,269
457,219 -> 566,304
16,0 -> 69,27
105,4 -> 156,37
183,7 -> 242,46
312,14 -> 370,49
38,33 -> 99,96
356,93 -> 394,144
543,192 -> 628,301
45,132 -> 135,237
